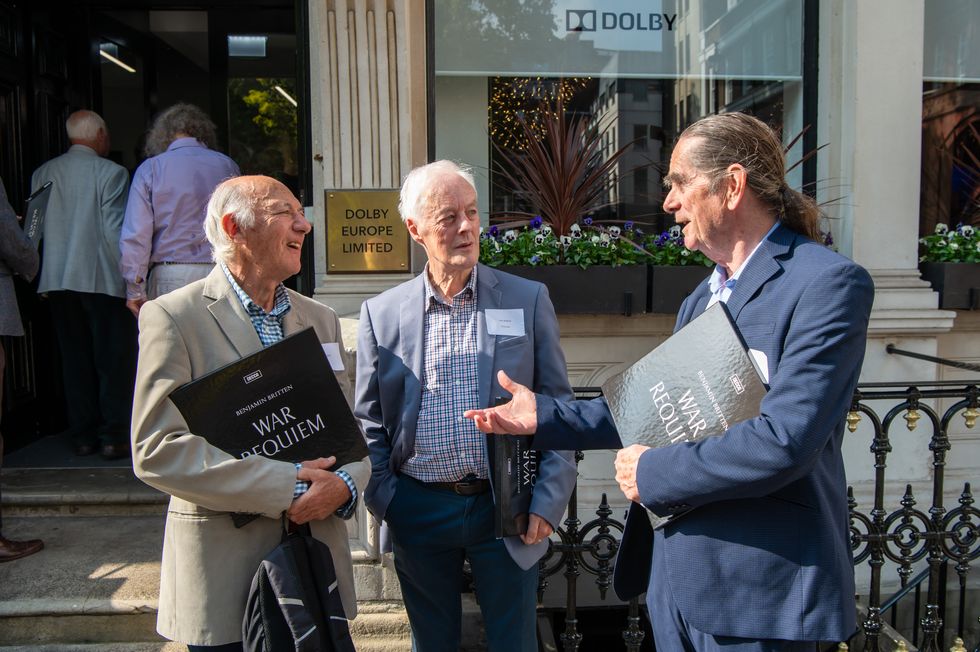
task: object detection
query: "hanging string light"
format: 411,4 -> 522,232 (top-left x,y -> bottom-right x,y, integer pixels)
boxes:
489,76 -> 590,150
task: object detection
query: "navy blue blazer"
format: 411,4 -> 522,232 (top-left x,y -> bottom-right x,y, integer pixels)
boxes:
533,224 -> 873,641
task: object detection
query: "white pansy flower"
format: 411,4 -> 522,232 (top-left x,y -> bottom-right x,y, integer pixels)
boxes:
559,235 -> 572,248
935,223 -> 949,235
961,225 -> 974,237
949,241 -> 959,251
503,230 -> 517,243
669,224 -> 682,238
541,225 -> 553,236
608,226 -> 621,239
591,235 -> 601,244
534,234 -> 546,245
681,249 -> 690,257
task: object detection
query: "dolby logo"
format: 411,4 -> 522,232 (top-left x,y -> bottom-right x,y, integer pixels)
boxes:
566,9 -> 596,32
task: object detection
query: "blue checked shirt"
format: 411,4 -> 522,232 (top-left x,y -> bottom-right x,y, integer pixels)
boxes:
400,267 -> 487,482
220,263 -> 357,519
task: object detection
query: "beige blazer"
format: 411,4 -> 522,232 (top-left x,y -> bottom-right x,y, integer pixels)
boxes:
131,265 -> 369,646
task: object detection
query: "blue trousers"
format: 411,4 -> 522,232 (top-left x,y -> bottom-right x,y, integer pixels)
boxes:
647,530 -> 816,652
386,474 -> 538,652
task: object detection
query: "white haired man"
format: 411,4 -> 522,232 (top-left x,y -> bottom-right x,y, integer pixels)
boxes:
131,175 -> 368,651
30,109 -> 136,460
354,160 -> 576,652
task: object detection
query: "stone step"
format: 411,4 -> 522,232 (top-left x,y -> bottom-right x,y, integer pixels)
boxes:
1,468 -> 167,517
0,644 -> 184,652
0,512 -> 412,648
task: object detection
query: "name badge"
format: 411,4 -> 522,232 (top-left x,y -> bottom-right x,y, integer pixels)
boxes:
486,309 -> 525,336
321,342 -> 346,371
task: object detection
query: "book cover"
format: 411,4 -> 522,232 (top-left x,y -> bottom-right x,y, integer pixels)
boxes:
23,181 -> 52,249
169,327 -> 368,469
600,302 -> 767,528
489,432 -> 539,538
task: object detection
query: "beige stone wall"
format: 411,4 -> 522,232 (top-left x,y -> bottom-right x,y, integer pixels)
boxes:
307,0 -> 427,316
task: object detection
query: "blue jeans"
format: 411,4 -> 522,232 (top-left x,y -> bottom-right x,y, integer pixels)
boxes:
385,474 -> 538,652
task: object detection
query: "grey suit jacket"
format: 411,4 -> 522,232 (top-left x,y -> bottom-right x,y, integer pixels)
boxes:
30,145 -> 128,297
355,264 -> 577,570
131,266 -> 369,646
0,179 -> 38,336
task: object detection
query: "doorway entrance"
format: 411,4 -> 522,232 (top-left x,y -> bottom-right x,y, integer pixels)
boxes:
1,0 -> 309,463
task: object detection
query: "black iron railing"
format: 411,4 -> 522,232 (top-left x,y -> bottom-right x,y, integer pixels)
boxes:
535,380 -> 979,651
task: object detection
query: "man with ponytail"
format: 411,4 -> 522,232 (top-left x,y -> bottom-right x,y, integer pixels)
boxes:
467,113 -> 874,651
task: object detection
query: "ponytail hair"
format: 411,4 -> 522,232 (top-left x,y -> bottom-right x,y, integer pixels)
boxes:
680,113 -> 822,242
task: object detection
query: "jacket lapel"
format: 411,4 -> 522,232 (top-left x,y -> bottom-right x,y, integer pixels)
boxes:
724,224 -> 794,322
476,265 -> 502,410
399,274 -> 426,389
203,267 -> 262,358
282,293 -> 309,336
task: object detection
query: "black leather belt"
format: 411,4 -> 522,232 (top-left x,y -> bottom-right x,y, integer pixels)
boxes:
419,477 -> 490,496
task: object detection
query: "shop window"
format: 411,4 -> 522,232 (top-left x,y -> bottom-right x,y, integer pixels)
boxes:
921,1 -> 980,234
432,0 -> 805,234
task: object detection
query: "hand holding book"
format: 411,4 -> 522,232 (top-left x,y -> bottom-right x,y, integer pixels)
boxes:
614,444 -> 649,503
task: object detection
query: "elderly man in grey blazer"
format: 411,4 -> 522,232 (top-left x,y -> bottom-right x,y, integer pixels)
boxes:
355,160 -> 576,652
131,175 -> 369,651
30,110 -> 136,460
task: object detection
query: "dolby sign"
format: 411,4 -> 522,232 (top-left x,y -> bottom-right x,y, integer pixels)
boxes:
559,0 -> 674,52
326,190 -> 409,273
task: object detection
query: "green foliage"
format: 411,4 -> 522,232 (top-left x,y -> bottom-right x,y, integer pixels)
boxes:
920,223 -> 980,263
479,220 -> 713,269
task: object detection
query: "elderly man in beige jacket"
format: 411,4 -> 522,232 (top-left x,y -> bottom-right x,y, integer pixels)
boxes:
131,175 -> 368,651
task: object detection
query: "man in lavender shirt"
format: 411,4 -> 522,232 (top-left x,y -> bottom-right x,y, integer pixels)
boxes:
120,103 -> 240,317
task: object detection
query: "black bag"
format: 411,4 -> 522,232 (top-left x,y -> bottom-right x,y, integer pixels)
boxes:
243,523 -> 356,652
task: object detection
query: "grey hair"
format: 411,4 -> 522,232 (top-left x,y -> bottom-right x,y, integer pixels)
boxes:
398,160 -> 477,223
204,177 -> 261,264
65,110 -> 106,142
679,112 -> 822,242
144,103 -> 218,157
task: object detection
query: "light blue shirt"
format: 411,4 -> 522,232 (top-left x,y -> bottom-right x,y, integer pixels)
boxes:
120,137 -> 240,300
705,222 -> 780,309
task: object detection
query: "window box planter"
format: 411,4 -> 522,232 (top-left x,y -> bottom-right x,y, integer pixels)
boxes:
919,262 -> 980,310
649,265 -> 712,314
497,264 -> 649,315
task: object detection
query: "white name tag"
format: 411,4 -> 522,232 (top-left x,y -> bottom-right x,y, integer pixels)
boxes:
321,342 -> 346,371
486,309 -> 525,336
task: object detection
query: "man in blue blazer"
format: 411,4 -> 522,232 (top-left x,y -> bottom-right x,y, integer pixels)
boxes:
467,113 -> 874,651
354,160 -> 576,652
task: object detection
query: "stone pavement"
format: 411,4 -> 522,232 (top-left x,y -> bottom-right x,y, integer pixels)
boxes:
0,467 -> 415,650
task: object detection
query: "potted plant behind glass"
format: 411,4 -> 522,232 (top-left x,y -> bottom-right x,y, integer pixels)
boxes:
918,223 -> 980,309
484,94 -> 711,315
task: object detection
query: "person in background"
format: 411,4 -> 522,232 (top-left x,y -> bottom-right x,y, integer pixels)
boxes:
30,110 -> 136,460
466,113 -> 875,652
130,175 -> 367,651
355,160 -> 576,652
0,177 -> 43,561
120,102 -> 240,316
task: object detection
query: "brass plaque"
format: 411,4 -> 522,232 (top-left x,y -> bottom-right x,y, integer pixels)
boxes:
326,190 -> 409,273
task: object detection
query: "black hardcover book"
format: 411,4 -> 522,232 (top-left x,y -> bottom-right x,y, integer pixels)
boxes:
489,432 -> 539,538
23,181 -> 52,249
600,302 -> 768,528
169,327 -> 368,473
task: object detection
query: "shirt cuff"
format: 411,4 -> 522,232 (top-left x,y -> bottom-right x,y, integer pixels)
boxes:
293,464 -> 358,520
